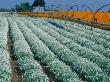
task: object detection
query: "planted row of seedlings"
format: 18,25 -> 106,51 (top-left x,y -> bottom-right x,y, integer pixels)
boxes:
15,18 -> 83,82
0,17 -> 12,82
21,18 -> 110,82
48,20 -> 110,49
8,18 -> 49,82
30,20 -> 110,74
32,19 -> 110,59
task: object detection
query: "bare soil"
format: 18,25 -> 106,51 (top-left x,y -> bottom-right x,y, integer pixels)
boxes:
7,32 -> 22,82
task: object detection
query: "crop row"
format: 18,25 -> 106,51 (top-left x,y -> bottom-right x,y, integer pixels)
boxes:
50,18 -> 110,36
25,16 -> 110,36
31,19 -> 110,58
56,19 -> 110,42
30,20 -> 110,74
21,18 -> 110,82
8,18 -> 49,82
0,17 -> 12,82
65,23 -> 110,42
15,18 -> 82,82
48,20 -> 110,49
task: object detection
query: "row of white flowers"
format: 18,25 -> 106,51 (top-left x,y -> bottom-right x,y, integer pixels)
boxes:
65,23 -> 110,42
15,18 -> 82,82
26,16 -> 110,37
48,20 -> 110,49
92,28 -> 110,35
32,21 -> 110,74
22,19 -> 110,82
35,20 -> 110,59
79,23 -> 110,36
8,18 -> 49,82
52,18 -> 110,36
0,17 -> 12,82
57,20 -> 110,42
64,25 -> 110,48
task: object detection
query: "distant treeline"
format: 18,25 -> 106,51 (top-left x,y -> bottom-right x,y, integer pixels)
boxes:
16,2 -> 32,12
0,1 -> 110,12
0,8 -> 15,12
0,2 -> 32,12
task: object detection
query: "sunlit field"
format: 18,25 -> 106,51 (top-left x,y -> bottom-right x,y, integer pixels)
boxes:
21,11 -> 110,24
0,0 -> 110,82
0,12 -> 110,82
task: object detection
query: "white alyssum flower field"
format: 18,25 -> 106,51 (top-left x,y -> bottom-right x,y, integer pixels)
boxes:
0,12 -> 110,82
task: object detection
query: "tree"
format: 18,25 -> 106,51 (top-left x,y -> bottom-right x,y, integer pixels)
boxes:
10,8 -> 16,12
32,0 -> 46,11
16,2 -> 32,12
32,0 -> 46,7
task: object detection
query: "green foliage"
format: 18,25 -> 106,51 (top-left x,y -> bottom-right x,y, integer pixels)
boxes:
32,0 -> 46,7
16,2 -> 32,12
0,8 -> 15,12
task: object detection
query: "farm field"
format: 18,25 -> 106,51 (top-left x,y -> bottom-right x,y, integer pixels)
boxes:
0,12 -> 110,82
21,11 -> 110,24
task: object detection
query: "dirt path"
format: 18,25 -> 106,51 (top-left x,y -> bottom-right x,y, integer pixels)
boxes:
7,31 -> 22,82
36,59 -> 60,82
